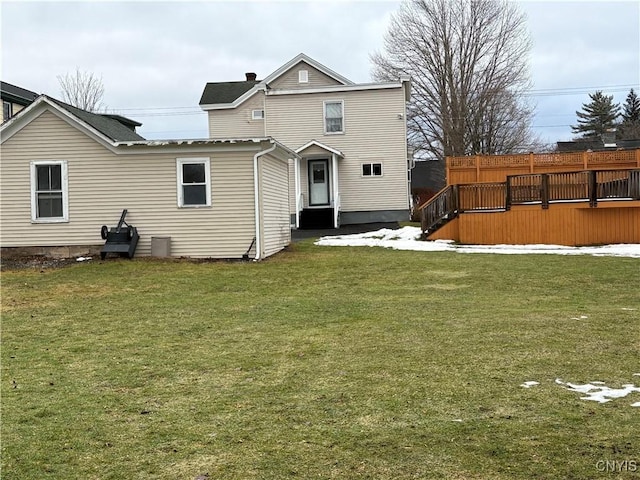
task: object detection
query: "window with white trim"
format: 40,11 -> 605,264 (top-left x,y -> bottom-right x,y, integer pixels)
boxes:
298,70 -> 309,83
176,158 -> 211,207
3,101 -> 12,121
30,160 -> 69,222
324,100 -> 344,134
252,109 -> 264,120
362,162 -> 383,177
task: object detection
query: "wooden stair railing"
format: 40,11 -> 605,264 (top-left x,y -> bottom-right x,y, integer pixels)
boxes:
419,185 -> 458,237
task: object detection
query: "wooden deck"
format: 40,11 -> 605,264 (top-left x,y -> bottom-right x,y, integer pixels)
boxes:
447,149 -> 640,184
420,150 -> 640,246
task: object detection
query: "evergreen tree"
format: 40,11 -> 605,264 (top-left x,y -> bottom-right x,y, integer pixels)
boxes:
618,89 -> 640,140
571,91 -> 620,139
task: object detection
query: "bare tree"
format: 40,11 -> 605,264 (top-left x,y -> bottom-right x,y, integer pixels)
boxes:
372,0 -> 540,181
57,68 -> 105,112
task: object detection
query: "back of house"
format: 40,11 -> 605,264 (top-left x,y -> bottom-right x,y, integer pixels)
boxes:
0,94 -> 294,260
200,53 -> 413,229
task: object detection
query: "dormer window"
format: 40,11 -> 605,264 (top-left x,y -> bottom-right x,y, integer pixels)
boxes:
298,70 -> 309,84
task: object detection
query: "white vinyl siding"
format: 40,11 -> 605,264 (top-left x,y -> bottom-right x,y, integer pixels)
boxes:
265,87 -> 409,214
259,154 -> 291,257
30,160 -> 69,222
208,91 -> 265,137
269,61 -> 343,90
1,110 -> 274,259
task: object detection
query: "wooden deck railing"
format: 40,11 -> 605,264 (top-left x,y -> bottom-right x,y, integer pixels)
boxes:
421,168 -> 640,235
447,149 -> 640,185
459,182 -> 506,211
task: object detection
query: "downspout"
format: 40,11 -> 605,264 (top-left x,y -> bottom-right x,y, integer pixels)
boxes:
294,156 -> 301,229
262,88 -> 267,137
253,140 -> 278,261
332,152 -> 339,228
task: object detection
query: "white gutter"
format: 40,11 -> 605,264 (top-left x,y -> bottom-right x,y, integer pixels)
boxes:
266,82 -> 403,96
253,140 -> 278,261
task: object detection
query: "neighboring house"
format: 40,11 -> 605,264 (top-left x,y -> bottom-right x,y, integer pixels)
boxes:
200,53 -> 412,229
1,81 -> 39,123
0,95 -> 296,260
557,139 -> 640,152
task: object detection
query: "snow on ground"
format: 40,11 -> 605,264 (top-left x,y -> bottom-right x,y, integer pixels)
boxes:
555,378 -> 640,405
520,378 -> 640,406
315,227 -> 640,258
520,381 -> 540,388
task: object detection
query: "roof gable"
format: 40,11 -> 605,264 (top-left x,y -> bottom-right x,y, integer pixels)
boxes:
199,54 -> 354,110
1,95 -> 145,146
47,97 -> 145,142
263,53 -> 353,86
295,140 -> 344,158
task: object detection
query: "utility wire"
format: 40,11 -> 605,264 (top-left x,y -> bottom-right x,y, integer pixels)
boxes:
108,83 -> 639,116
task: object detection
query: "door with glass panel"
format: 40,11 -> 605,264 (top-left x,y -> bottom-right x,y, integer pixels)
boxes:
308,159 -> 330,206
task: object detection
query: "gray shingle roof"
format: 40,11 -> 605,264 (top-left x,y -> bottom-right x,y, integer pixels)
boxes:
48,97 -> 145,142
199,80 -> 259,105
1,81 -> 39,105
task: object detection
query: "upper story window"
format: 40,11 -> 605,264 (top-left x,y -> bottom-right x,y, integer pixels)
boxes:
252,109 -> 264,120
3,101 -> 12,121
362,163 -> 383,177
30,160 -> 69,222
176,158 -> 211,207
298,70 -> 309,83
324,100 -> 344,134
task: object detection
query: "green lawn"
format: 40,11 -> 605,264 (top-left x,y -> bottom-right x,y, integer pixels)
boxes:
2,241 -> 639,479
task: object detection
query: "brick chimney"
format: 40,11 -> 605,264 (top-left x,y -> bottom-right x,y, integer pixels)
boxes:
245,72 -> 257,81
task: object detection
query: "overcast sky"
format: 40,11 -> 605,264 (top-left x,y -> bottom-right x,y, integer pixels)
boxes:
2,0 -> 639,145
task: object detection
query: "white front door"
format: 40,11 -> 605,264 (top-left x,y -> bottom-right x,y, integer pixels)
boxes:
308,159 -> 330,205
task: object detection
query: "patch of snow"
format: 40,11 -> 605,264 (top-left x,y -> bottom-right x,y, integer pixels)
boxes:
632,402 -> 640,407
315,227 -> 640,258
452,419 -> 463,422
75,256 -> 92,262
621,308 -> 637,311
555,378 -> 640,404
570,315 -> 589,320
520,381 -> 540,388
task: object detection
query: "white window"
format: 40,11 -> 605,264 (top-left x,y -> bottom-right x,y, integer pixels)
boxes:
252,109 -> 264,120
176,158 -> 211,207
324,100 -> 344,134
30,160 -> 69,222
362,163 -> 383,177
298,70 -> 309,83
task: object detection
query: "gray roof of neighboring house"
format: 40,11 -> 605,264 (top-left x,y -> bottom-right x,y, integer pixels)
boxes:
199,80 -> 259,105
1,81 -> 39,105
48,97 -> 145,142
557,139 -> 640,152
